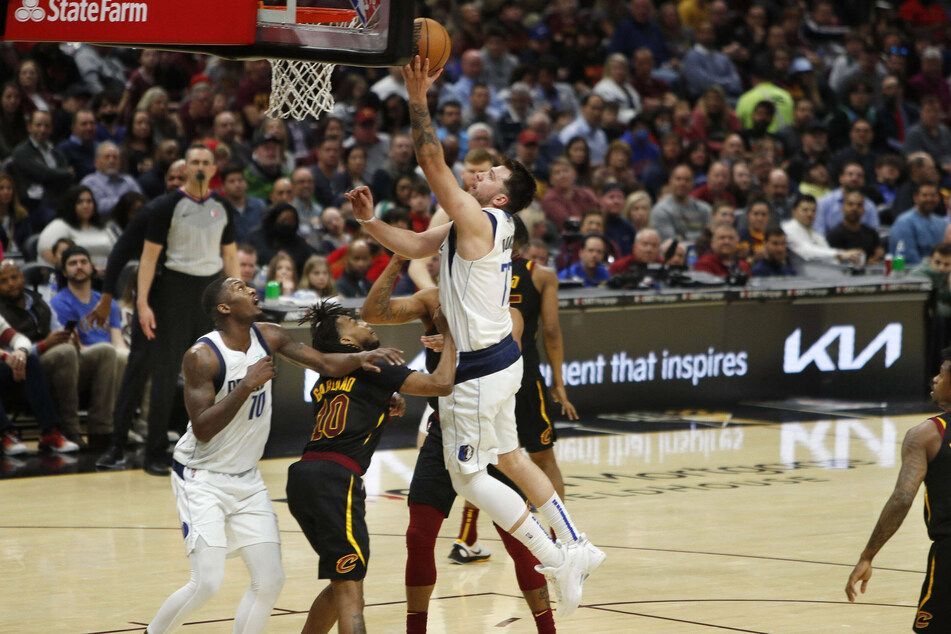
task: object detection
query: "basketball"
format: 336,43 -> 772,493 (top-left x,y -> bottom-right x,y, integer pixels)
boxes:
412,17 -> 451,76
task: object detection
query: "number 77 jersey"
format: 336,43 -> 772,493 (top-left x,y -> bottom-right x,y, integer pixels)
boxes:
173,324 -> 274,474
302,360 -> 415,473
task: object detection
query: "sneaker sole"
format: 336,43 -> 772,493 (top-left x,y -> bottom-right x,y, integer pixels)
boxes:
448,554 -> 492,564
3,447 -> 28,456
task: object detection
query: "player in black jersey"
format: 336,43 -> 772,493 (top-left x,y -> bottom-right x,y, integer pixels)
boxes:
362,254 -> 557,634
450,215 -> 578,563
286,301 -> 456,634
846,345 -> 951,631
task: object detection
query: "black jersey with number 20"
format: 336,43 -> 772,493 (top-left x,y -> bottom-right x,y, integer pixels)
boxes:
303,361 -> 414,473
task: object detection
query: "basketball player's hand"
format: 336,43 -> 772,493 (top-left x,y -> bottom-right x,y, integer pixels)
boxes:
243,356 -> 275,389
845,559 -> 872,602
138,301 -> 156,340
420,334 -> 444,352
344,186 -> 375,223
551,385 -> 579,420
82,295 -> 112,331
388,394 -> 406,417
401,55 -> 442,102
360,347 -> 405,372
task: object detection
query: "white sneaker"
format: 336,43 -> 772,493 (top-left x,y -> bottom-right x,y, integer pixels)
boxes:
127,429 -> 144,445
448,540 -> 492,564
536,535 -> 605,618
167,430 -> 180,443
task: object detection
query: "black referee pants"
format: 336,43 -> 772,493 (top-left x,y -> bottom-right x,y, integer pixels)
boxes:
145,270 -> 219,463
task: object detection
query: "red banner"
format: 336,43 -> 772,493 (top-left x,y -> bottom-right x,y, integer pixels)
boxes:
3,0 -> 258,45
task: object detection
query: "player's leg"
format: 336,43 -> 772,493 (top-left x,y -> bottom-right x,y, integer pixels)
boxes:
233,542 -> 285,634
329,579 -> 365,634
516,379 -> 565,501
529,449 -> 565,501
145,537 -> 226,634
301,583 -> 337,633
914,539 -> 951,632
494,525 -> 556,634
448,500 -> 491,564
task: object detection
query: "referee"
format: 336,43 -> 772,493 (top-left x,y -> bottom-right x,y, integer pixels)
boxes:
136,144 -> 239,475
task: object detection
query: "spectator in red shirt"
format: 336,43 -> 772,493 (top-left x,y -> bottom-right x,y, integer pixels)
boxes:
694,224 -> 753,278
691,161 -> 736,207
540,158 -> 600,233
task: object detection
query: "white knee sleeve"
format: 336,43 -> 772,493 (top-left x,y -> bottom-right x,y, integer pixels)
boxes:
449,468 -> 527,532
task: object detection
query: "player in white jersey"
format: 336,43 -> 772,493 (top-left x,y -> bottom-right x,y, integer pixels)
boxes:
145,277 -> 403,634
346,55 -> 605,619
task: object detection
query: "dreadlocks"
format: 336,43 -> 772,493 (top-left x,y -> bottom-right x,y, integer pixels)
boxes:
298,300 -> 361,354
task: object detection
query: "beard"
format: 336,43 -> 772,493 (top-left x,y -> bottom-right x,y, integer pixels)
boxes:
364,339 -> 380,351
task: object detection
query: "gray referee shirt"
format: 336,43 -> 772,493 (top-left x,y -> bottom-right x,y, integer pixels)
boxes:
144,190 -> 237,276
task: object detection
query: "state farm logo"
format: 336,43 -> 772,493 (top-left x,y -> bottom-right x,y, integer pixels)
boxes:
14,0 -> 148,23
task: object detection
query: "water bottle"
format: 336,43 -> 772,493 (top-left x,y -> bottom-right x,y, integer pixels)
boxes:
892,240 -> 905,276
265,280 -> 280,300
686,245 -> 698,269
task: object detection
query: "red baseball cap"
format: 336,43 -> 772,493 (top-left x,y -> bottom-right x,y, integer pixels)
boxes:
517,129 -> 540,145
355,108 -> 378,125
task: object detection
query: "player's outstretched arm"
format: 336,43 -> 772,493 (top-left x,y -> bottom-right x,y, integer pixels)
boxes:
537,265 -> 578,420
183,343 -> 274,442
346,186 -> 451,259
845,420 -> 940,602
402,56 -> 494,258
256,321 -> 404,376
400,307 -> 456,397
362,254 -> 438,326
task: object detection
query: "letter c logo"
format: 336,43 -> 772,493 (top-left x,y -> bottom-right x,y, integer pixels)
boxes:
336,553 -> 360,574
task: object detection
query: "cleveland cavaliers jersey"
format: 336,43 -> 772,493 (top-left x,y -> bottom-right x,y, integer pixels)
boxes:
510,257 -> 542,379
438,208 -> 515,353
173,325 -> 272,474
924,413 -> 951,541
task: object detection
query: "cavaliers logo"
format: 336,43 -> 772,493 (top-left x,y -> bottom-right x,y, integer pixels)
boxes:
916,610 -> 933,628
336,554 -> 360,574
540,429 -> 552,445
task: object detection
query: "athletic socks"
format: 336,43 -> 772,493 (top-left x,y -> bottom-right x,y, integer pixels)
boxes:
457,505 -> 480,546
407,611 -> 428,634
533,608 -> 556,634
537,493 -> 579,544
510,513 -> 563,569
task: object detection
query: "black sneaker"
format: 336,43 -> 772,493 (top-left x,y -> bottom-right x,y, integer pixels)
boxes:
95,445 -> 126,470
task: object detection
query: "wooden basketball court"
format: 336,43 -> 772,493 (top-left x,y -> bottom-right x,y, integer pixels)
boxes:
1,407 -> 931,633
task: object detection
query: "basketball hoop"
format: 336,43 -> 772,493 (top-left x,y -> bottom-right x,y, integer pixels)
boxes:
264,1 -> 381,120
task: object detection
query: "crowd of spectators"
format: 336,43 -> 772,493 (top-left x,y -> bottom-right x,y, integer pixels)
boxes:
4,0 -> 951,459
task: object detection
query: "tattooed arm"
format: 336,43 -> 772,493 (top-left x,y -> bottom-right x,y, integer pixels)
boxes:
361,254 -> 439,326
402,56 -> 494,260
845,419 -> 941,602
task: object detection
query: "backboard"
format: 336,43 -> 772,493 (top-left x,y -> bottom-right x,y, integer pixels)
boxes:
0,0 -> 414,66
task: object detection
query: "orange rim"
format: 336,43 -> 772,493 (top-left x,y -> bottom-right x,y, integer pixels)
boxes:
259,4 -> 358,24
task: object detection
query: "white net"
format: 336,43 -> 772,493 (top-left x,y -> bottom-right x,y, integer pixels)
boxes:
266,58 -> 337,120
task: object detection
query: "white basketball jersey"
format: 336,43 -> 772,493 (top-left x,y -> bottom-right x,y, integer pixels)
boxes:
173,325 -> 272,474
438,208 -> 514,353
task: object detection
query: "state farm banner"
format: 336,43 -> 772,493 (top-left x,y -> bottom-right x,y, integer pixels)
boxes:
2,0 -> 257,45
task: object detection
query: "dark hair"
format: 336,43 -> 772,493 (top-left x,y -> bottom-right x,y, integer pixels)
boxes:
201,277 -> 231,325
71,108 -> 95,126
220,162 -> 246,182
932,243 -> 951,257
914,179 -> 939,196
59,185 -> 102,229
60,244 -> 91,273
299,299 -> 359,353
439,100 -> 462,114
512,213 -> 528,252
382,208 -> 411,227
499,157 -> 537,213
792,193 -> 817,208
111,191 -> 146,231
764,226 -> 786,241
581,233 -> 607,251
185,142 -> 213,160
875,154 -> 903,170
746,196 -> 770,214
237,243 -> 257,256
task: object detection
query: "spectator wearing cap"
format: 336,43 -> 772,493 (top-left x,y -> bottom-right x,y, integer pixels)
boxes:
343,107 -> 391,178
909,47 -> 951,112
234,60 -> 271,134
177,80 -> 215,144
244,132 -> 288,201
814,162 -> 880,235
609,0 -> 670,67
786,57 -> 836,122
593,54 -> 643,126
540,158 -> 600,232
830,118 -> 879,185
80,141 -> 144,219
735,66 -> 794,133
903,96 -> 951,174
877,75 -> 919,153
776,99 -> 816,161
512,129 -> 546,182
682,22 -> 743,101
520,22 -> 552,67
601,183 -> 636,256
558,94 -> 609,165
56,108 -> 98,181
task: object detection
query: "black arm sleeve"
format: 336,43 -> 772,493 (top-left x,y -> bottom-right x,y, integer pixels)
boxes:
101,207 -> 152,296
143,192 -> 179,246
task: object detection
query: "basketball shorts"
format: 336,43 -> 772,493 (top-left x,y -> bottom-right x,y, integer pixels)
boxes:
409,412 -> 523,517
439,356 -> 523,475
515,376 -> 557,454
171,462 -> 280,557
286,459 -> 369,581
915,538 -> 951,632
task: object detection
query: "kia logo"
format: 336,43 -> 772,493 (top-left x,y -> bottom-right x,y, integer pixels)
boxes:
783,324 -> 902,373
